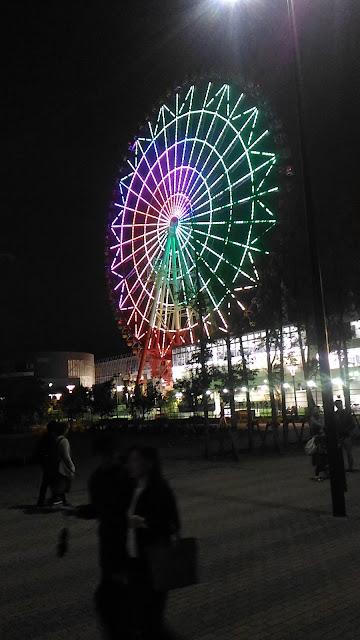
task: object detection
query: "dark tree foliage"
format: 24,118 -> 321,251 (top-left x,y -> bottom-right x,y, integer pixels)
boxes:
92,380 -> 116,418
130,381 -> 158,423
60,385 -> 89,422
0,377 -> 49,431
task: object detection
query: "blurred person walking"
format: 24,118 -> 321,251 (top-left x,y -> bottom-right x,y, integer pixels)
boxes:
335,399 -> 357,471
125,445 -> 181,640
309,407 -> 328,481
49,423 -> 76,507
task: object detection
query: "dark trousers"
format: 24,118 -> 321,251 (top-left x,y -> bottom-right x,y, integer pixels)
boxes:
95,563 -> 174,640
49,474 -> 71,505
37,471 -> 53,506
95,578 -> 134,640
127,558 -> 168,639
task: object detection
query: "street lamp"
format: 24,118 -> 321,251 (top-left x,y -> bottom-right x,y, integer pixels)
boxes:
219,0 -> 347,516
66,384 -> 75,394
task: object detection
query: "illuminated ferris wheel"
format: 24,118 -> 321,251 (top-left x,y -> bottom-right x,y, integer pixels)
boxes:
107,81 -> 279,371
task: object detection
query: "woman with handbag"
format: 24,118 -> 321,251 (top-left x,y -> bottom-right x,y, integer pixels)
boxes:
126,445 -> 181,640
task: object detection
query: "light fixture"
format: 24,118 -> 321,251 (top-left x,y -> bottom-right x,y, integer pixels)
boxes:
288,365 -> 297,377
331,378 -> 343,386
66,384 -> 75,393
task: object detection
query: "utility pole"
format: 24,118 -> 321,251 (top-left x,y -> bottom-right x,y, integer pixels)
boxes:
287,0 -> 346,515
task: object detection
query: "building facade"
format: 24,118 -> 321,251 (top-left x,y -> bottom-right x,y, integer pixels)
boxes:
172,321 -> 360,412
0,351 -> 95,390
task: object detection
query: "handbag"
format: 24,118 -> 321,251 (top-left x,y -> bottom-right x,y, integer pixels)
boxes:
305,436 -> 317,456
147,537 -> 198,591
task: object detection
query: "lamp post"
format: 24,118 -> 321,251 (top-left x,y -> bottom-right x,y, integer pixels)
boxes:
218,0 -> 346,515
116,385 -> 124,418
288,365 -> 298,418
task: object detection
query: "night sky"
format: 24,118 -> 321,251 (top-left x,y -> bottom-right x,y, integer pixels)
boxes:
2,0 -> 359,359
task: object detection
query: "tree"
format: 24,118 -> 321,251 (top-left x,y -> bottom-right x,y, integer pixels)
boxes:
91,381 -> 116,418
174,368 -> 203,414
130,381 -> 158,424
61,385 -> 89,423
156,389 -> 177,415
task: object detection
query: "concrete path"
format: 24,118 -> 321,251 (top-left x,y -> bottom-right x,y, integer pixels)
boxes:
1,447 -> 360,639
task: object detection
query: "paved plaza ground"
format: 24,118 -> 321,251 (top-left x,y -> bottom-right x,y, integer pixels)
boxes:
1,443 -> 360,640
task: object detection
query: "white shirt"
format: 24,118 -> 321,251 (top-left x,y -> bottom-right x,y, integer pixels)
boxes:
57,436 -> 76,478
126,487 -> 144,558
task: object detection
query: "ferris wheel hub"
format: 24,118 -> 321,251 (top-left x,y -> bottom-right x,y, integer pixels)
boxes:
169,216 -> 179,229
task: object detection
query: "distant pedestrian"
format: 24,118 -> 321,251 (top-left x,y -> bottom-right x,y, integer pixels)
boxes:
125,445 -> 181,640
219,402 -> 227,428
309,406 -> 323,438
309,407 -> 328,481
34,421 -> 57,507
49,423 -> 76,506
335,399 -> 357,472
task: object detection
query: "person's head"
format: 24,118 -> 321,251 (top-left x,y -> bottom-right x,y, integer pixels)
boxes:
46,421 -> 58,435
127,445 -> 163,483
56,422 -> 69,437
334,399 -> 343,411
312,406 -> 320,418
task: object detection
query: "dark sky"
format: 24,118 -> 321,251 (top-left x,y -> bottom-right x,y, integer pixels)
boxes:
2,0 -> 359,359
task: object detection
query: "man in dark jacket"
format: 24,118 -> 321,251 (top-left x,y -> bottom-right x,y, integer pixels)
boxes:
335,399 -> 357,471
89,433 -> 133,639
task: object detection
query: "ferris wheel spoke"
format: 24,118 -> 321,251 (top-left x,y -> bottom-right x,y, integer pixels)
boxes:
127,159 -> 167,214
113,232 -> 159,271
146,130 -> 171,203
193,155 -> 275,212
113,226 -> 160,251
180,87 -> 195,167
189,85 -> 227,180
177,83 -> 213,199
191,235 -> 239,275
124,241 -> 165,303
136,139 -> 169,208
191,129 -> 271,207
192,227 -> 262,254
121,181 -> 164,217
136,283 -> 157,339
161,107 -> 173,198
186,89 -> 244,200
188,134 -> 238,202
